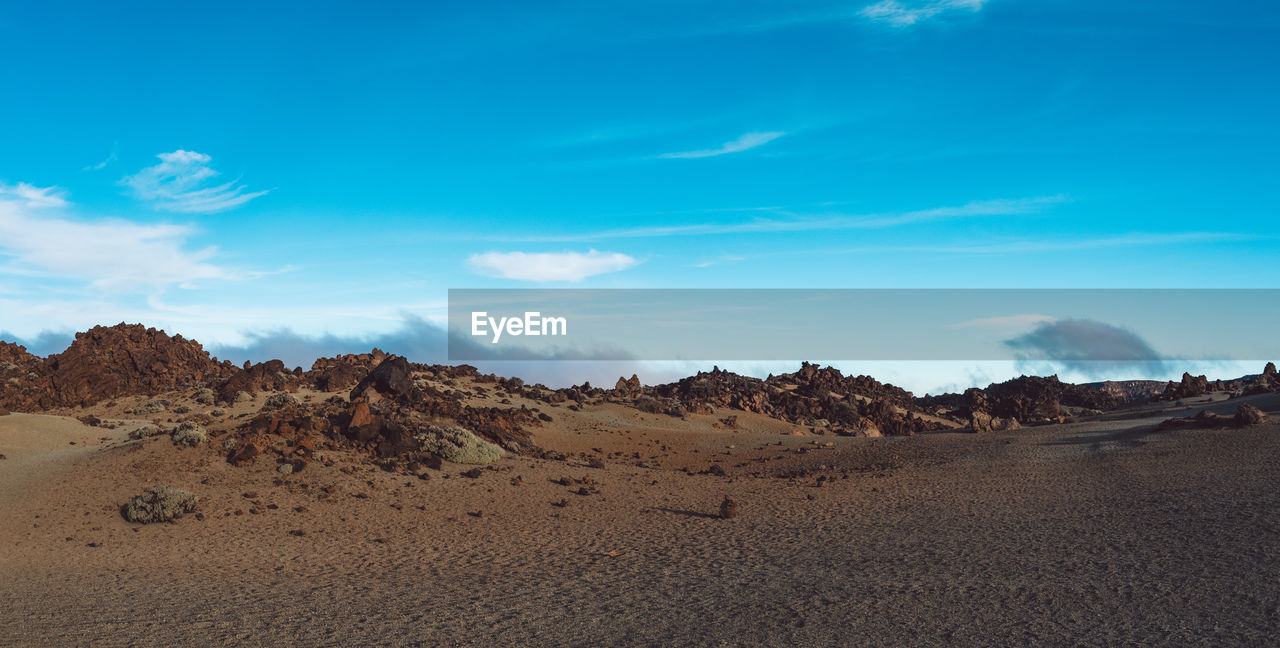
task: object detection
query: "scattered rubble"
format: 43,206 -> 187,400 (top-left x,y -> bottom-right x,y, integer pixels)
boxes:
1159,404 -> 1269,430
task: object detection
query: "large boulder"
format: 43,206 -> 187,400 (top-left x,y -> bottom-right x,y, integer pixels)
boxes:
351,356 -> 416,402
614,374 -> 642,397
305,349 -> 389,392
850,418 -> 882,437
969,410 -> 994,433
1235,403 -> 1268,426
215,359 -> 297,405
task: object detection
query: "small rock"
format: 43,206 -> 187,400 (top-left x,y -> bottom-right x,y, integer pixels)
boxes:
719,496 -> 739,519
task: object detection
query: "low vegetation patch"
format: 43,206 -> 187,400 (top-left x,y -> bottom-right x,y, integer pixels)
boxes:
262,392 -> 297,410
121,486 -> 198,524
416,425 -> 504,464
171,422 -> 207,446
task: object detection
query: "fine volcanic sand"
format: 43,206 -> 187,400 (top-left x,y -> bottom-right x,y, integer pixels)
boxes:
1,392 -> 1278,647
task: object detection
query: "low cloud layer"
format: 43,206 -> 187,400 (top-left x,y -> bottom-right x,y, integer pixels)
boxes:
0,329 -> 75,357
1004,318 -> 1172,379
209,316 -> 449,369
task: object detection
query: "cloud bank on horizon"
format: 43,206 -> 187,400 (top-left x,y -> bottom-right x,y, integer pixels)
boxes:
1,0 -> 1277,390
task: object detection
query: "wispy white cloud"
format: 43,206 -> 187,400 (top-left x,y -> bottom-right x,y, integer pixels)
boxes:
0,183 -> 232,291
691,254 -> 747,268
122,149 -> 270,213
492,196 -> 1066,243
468,249 -> 639,282
865,231 -> 1264,255
659,131 -> 786,159
83,143 -> 119,171
860,0 -> 987,27
0,182 -> 69,208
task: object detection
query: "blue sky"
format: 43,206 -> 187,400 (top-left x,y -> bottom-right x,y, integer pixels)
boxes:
1,1 -> 1277,389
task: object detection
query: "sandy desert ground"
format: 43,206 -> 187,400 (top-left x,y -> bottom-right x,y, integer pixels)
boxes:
1,383 -> 1277,647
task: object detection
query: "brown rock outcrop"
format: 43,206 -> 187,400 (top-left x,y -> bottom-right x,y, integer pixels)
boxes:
222,355 -> 544,471
1158,373 -> 1213,401
305,349 -> 389,392
1240,362 -> 1280,396
215,359 -> 298,405
645,363 -> 939,436
614,374 -> 642,397
0,342 -> 45,411
36,324 -> 233,409
929,375 -> 1116,428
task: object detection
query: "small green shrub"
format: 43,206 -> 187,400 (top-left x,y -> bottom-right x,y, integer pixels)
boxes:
128,425 -> 163,440
121,486 -> 198,524
262,392 -> 297,410
171,422 -> 207,447
133,399 -> 169,416
416,425 -> 503,464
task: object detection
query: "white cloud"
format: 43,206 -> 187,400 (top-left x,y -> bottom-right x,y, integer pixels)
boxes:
0,183 -> 231,291
0,182 -> 69,208
122,149 -> 270,213
860,0 -> 987,27
467,250 -> 639,282
659,131 -> 786,159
